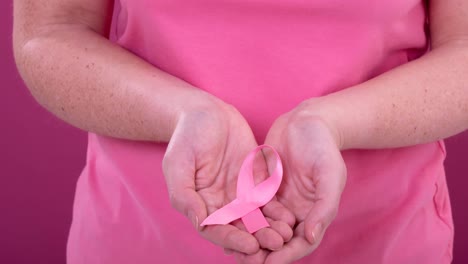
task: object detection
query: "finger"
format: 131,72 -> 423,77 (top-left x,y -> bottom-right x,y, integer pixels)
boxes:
162,147 -> 207,230
232,219 -> 284,251
172,188 -> 208,230
266,217 -> 293,243
265,223 -> 318,264
262,200 -> 296,228
200,224 -> 260,254
265,237 -> 314,264
303,197 -> 339,245
254,227 -> 284,251
303,150 -> 345,245
234,249 -> 269,264
224,248 -> 235,256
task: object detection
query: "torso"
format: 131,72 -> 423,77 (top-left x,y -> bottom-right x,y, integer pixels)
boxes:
67,1 -> 453,263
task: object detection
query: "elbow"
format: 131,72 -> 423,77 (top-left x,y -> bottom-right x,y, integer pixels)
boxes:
12,29 -> 30,84
13,24 -> 41,88
12,30 -> 57,111
13,34 -> 44,100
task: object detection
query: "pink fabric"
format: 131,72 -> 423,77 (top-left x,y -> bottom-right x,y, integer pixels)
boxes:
67,0 -> 454,263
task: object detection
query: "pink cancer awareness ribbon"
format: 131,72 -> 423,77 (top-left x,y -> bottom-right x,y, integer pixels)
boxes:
201,145 -> 283,233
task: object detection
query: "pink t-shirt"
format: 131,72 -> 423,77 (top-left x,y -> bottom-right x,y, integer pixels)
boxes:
67,0 -> 454,263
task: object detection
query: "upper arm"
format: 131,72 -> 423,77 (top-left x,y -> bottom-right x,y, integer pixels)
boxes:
429,0 -> 468,48
13,0 -> 114,45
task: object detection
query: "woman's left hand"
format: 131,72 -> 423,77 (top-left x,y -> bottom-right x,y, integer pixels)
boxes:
235,107 -> 347,264
265,109 -> 347,264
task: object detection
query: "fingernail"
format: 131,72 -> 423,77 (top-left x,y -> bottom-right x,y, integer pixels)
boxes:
224,248 -> 234,255
311,223 -> 323,244
188,211 -> 199,231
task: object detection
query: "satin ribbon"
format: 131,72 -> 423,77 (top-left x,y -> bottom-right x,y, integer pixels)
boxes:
201,145 -> 283,233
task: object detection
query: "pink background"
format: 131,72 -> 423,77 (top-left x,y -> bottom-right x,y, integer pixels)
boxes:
1,1 -> 467,263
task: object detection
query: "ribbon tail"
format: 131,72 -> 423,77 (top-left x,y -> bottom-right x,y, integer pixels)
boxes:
241,208 -> 269,233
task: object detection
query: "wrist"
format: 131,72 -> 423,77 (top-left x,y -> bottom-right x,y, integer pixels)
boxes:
291,98 -> 345,150
172,89 -> 235,136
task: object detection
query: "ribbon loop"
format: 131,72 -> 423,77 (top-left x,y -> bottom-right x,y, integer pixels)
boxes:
200,145 -> 283,233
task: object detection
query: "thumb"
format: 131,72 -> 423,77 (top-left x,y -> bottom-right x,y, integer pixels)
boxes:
170,185 -> 207,231
303,150 -> 346,245
162,146 -> 207,230
303,197 -> 340,245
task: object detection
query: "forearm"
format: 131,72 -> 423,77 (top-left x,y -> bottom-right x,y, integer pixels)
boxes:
14,25 -> 213,142
298,42 -> 468,150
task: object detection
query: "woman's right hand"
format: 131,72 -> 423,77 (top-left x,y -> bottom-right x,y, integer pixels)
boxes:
162,92 -> 294,255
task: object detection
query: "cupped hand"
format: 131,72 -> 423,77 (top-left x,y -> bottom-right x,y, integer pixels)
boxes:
256,109 -> 347,264
162,93 -> 294,255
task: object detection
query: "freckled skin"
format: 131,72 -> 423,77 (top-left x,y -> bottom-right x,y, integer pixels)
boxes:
12,0 -> 468,150
294,5 -> 468,150
13,0 -> 216,143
